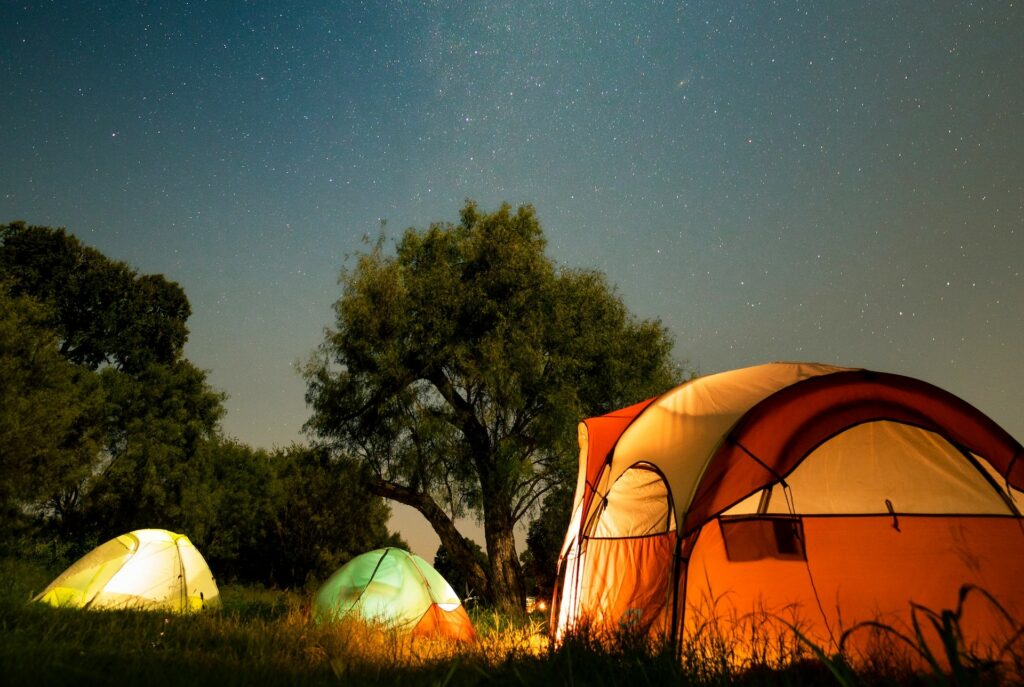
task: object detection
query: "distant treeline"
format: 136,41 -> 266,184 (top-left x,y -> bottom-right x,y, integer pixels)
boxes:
0,222 -> 403,587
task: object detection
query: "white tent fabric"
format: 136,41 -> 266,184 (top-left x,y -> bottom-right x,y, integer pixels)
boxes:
724,421 -> 1014,516
591,465 -> 674,538
34,529 -> 220,612
607,362 -> 846,527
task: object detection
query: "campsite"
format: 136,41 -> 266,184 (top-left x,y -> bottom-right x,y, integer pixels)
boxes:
2,2 -> 1023,685
4,354 -> 1024,685
5,530 -> 1022,687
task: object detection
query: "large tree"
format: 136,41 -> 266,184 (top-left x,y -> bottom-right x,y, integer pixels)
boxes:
0,222 -> 221,541
305,201 -> 682,611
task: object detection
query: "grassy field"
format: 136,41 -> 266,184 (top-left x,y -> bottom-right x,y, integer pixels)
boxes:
0,555 -> 1016,686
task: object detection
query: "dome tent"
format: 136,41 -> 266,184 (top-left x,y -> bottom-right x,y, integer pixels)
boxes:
315,547 -> 476,642
34,529 -> 220,612
553,362 -> 1024,660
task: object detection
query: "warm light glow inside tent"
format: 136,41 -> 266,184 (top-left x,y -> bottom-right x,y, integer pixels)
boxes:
34,529 -> 221,612
552,362 -> 1024,663
314,547 -> 476,642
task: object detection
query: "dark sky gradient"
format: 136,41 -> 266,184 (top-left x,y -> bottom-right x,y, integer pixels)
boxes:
2,1 -> 1022,555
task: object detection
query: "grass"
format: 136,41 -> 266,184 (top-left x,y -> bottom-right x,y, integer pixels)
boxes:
1,556 -> 1020,686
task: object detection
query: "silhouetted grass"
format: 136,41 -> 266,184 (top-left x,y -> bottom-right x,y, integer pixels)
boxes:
1,556 -> 1020,686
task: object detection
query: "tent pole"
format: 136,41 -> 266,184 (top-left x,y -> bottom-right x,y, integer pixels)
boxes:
669,531 -> 684,658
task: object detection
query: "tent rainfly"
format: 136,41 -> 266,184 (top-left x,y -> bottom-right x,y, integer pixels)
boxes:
34,529 -> 220,612
552,362 -> 1024,659
315,547 -> 476,642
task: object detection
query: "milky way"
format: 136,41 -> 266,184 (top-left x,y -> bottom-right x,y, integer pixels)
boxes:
2,1 -> 1021,553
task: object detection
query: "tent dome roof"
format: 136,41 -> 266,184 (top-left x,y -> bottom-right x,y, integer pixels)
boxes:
314,547 -> 476,641
34,528 -> 220,612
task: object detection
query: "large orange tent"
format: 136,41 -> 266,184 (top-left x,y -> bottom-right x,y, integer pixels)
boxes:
552,362 -> 1024,660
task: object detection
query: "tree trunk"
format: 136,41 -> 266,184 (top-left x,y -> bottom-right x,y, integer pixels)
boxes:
369,479 -> 491,602
425,368 -> 526,610
482,496 -> 526,614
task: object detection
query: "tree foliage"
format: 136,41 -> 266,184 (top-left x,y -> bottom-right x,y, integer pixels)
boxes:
0,283 -> 104,522
182,441 -> 402,588
1,222 -> 401,588
0,222 -> 190,373
305,201 -> 682,610
1,223 -> 399,589
78,360 -> 225,535
522,484 -> 574,600
0,222 -> 220,538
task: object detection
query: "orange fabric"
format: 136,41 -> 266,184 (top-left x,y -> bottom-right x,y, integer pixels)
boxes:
686,371 -> 1024,533
580,398 -> 657,534
560,364 -> 1024,665
410,604 -> 477,642
802,515 -> 1024,657
577,532 -> 676,636
683,515 -> 1024,662
683,517 -> 822,644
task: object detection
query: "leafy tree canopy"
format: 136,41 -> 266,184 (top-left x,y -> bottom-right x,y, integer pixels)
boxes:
0,282 -> 104,521
0,222 -> 190,373
181,441 -> 403,587
78,360 -> 226,535
0,222 -> 218,544
305,201 -> 683,610
2,223 -> 400,589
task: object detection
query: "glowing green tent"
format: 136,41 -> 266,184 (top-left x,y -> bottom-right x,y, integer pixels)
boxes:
33,529 -> 220,612
314,547 -> 476,641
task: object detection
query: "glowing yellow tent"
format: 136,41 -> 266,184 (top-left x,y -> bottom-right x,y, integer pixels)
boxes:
34,529 -> 220,612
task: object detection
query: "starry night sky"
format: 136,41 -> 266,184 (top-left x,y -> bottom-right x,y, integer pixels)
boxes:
2,1 -> 1022,555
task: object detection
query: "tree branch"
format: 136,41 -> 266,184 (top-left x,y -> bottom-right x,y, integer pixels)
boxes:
367,478 -> 491,600
511,470 -> 555,521
427,369 -> 490,460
